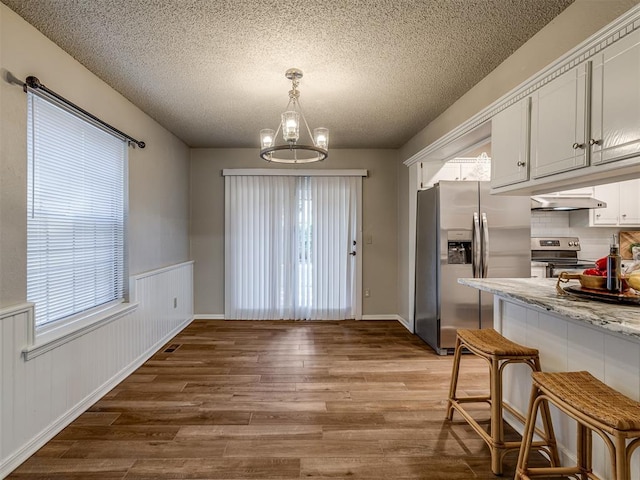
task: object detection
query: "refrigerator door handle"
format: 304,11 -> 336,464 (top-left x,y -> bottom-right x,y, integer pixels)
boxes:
472,212 -> 481,278
481,212 -> 489,278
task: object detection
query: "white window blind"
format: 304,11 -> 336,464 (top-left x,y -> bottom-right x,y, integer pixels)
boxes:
225,175 -> 358,320
27,93 -> 126,328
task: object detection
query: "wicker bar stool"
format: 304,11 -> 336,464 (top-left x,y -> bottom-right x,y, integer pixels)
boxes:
446,328 -> 560,475
516,371 -> 640,480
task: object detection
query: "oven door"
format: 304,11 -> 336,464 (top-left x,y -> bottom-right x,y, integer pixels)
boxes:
547,261 -> 596,278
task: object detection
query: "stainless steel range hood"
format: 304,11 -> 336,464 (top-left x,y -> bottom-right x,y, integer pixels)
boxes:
530,196 -> 607,211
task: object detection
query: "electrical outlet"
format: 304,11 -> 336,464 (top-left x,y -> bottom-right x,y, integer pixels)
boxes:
173,297 -> 177,308
364,289 -> 370,297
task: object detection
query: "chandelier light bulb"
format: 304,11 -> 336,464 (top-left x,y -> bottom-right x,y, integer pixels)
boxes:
281,111 -> 300,143
260,129 -> 275,149
314,128 -> 329,149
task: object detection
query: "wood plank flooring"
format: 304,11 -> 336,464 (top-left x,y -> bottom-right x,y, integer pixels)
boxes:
7,320 -> 553,479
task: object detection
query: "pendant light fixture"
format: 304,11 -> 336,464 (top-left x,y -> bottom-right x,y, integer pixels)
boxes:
259,68 -> 328,163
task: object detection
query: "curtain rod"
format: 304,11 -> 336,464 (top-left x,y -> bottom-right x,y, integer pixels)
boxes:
23,76 -> 145,149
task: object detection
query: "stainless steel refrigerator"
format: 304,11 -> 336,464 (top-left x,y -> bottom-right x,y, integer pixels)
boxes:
415,181 -> 531,354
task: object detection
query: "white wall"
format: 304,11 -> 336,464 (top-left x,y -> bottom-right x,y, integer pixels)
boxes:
0,262 -> 194,478
0,5 -> 193,478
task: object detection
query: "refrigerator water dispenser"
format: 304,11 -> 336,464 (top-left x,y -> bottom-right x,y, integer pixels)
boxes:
447,231 -> 472,264
447,241 -> 471,264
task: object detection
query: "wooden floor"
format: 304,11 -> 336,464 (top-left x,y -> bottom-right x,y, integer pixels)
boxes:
8,320 -> 553,479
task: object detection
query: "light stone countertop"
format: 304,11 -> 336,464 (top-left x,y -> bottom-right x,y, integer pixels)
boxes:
458,277 -> 640,340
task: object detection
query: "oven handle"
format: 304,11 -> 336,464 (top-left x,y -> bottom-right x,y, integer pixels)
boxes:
547,263 -> 596,278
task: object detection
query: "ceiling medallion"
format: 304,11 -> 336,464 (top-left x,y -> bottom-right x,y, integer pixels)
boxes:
260,68 -> 328,164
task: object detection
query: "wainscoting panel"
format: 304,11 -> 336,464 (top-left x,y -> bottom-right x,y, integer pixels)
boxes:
0,261 -> 194,479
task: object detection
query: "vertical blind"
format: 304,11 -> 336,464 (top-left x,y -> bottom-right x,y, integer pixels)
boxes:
27,93 -> 126,327
225,175 -> 357,320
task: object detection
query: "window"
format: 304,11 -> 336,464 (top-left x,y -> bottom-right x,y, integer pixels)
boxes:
27,93 -> 127,328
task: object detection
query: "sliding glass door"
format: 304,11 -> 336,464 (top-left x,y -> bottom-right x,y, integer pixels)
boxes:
225,174 -> 360,320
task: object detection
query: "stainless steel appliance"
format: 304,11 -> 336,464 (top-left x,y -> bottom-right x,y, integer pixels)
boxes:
531,237 -> 596,278
530,196 -> 606,211
415,181 -> 531,355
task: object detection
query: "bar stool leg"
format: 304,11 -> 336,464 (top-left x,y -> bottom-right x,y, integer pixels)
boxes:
446,336 -> 463,421
615,434 -> 628,480
576,422 -> 589,479
515,383 -> 541,480
532,357 -> 560,468
490,356 -> 503,475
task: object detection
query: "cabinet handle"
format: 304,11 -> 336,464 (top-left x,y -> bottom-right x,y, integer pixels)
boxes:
517,161 -> 526,167
572,142 -> 586,150
622,214 -> 627,218
589,139 -> 601,146
596,214 -> 601,218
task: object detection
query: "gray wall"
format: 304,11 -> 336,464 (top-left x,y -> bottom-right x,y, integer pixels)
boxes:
190,148 -> 399,316
396,158 -> 411,323
0,4 -> 190,307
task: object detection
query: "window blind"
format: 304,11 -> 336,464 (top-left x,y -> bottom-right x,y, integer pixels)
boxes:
27,93 -> 126,327
225,175 -> 358,320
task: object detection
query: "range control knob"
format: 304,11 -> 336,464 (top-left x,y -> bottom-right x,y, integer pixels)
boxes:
568,241 -> 574,246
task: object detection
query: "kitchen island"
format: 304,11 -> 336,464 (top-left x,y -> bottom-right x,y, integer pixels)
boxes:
458,277 -> 640,479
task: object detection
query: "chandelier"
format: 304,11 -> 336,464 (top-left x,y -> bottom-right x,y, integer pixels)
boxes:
260,68 -> 329,163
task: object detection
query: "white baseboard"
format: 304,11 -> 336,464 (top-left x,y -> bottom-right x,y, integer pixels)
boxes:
193,314 -> 225,320
395,315 -> 411,331
361,314 -> 399,320
0,316 -> 192,479
190,314 -> 413,332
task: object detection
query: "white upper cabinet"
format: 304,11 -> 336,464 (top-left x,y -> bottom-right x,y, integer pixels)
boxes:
530,63 -> 590,179
592,182 -> 620,225
591,179 -> 640,226
490,98 -> 530,188
591,29 -> 640,166
619,178 -> 640,225
489,22 -> 640,195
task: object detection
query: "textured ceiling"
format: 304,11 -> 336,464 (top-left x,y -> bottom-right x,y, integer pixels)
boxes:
3,0 -> 575,148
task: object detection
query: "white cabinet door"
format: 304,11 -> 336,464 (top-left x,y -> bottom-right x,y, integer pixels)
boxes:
592,183 -> 619,225
591,29 -> 640,165
531,63 -> 589,179
619,178 -> 640,225
491,98 -> 530,188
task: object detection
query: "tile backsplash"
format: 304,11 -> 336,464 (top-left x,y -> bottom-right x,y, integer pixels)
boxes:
531,210 -> 619,260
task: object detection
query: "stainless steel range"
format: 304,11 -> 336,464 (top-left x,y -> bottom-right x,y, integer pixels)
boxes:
531,237 -> 596,278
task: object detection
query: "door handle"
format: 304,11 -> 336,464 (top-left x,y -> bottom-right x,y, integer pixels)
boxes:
472,212 -> 480,278
349,251 -> 356,256
481,213 -> 489,278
